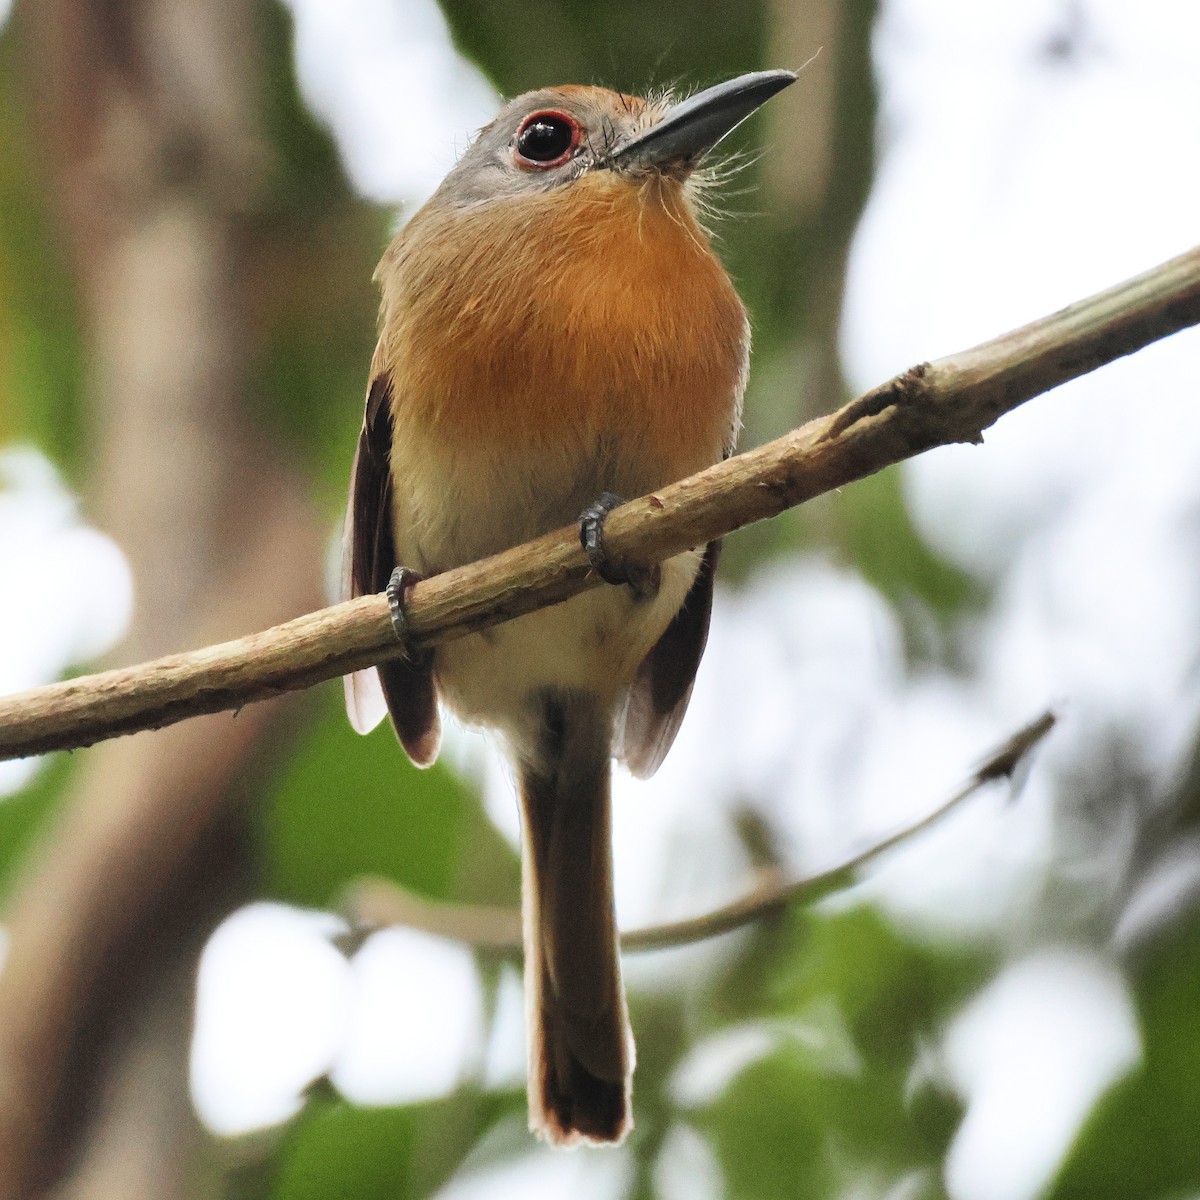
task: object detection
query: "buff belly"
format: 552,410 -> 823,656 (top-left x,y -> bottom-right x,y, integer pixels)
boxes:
436,554 -> 697,737
389,426 -> 702,751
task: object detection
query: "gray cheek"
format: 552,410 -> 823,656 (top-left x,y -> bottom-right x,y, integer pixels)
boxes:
437,145 -> 594,207
435,156 -> 517,207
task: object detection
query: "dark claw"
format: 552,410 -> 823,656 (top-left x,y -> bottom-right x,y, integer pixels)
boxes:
579,493 -> 626,584
386,566 -> 432,664
579,493 -> 661,601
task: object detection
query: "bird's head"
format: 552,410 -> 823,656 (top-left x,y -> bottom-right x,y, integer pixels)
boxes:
430,69 -> 796,210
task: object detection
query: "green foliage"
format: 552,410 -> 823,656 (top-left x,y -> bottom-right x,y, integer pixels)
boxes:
836,471 -> 983,630
690,908 -> 978,1199
266,1092 -> 492,1200
243,2 -> 389,507
0,752 -> 74,899
439,0 -> 767,100
1049,912 -> 1200,1200
257,2 -> 357,216
0,29 -> 84,466
262,686 -> 518,909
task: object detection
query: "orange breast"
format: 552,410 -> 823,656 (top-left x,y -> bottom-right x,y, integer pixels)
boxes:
377,173 -> 748,486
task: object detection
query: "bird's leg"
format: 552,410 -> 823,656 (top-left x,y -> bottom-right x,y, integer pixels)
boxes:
579,493 -> 661,601
386,566 -> 433,665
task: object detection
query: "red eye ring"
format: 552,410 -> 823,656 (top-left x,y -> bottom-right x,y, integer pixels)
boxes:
514,110 -> 582,169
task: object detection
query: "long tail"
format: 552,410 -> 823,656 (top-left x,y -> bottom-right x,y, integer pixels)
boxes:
517,693 -> 632,1146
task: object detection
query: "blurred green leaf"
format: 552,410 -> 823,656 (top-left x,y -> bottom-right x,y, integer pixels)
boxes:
257,2 -> 356,216
439,0 -> 768,100
685,906 -> 982,1198
1049,913 -> 1200,1200
0,753 -> 75,897
264,1086 -> 527,1200
262,685 -> 518,909
837,471 -> 982,627
244,2 -> 389,508
270,1098 -> 441,1200
703,1052 -> 834,1199
0,29 -> 84,465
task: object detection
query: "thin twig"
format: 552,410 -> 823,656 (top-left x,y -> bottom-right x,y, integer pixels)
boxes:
345,711 -> 1057,952
1,244 -> 1198,762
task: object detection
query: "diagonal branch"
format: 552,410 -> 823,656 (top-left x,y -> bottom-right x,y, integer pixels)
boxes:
345,711 -> 1058,951
2,246 -> 1199,763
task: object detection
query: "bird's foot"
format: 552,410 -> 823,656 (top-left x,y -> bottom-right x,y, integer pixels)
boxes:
579,493 -> 661,601
386,566 -> 433,665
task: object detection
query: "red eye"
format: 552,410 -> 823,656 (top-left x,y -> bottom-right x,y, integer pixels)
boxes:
515,111 -> 581,168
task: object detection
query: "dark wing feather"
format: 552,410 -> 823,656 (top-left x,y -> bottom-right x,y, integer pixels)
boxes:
617,540 -> 720,779
343,372 -> 441,766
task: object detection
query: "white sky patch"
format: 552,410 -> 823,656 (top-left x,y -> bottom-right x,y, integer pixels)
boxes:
481,962 -> 526,1091
431,1119 -> 633,1200
0,0 -> 10,33
330,926 -> 483,1105
1114,836 -> 1200,951
190,904 -> 352,1136
654,1123 -> 726,1200
669,1022 -> 791,1110
192,911 -> 487,1131
0,447 -> 132,795
282,0 -> 499,208
941,950 -> 1140,1200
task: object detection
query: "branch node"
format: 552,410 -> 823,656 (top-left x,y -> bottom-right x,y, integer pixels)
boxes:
822,361 -> 933,441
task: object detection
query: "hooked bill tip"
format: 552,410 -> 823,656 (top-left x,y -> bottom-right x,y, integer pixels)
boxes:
612,69 -> 797,171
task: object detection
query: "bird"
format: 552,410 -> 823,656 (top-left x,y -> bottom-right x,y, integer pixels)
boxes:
342,69 -> 796,1147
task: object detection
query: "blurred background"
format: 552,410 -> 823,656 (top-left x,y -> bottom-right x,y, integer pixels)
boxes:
1,0 -> 1199,1197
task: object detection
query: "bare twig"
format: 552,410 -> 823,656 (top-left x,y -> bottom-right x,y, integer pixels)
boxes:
1,246 -> 1198,762
346,711 -> 1057,951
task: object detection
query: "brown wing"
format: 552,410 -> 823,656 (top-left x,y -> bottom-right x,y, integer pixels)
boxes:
343,371 -> 441,767
617,540 -> 720,779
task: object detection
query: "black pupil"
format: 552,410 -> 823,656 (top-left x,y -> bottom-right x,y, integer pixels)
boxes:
518,116 -> 574,163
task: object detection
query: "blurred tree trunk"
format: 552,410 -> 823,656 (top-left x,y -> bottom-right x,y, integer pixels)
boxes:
0,2 -> 366,1195
763,0 -> 875,425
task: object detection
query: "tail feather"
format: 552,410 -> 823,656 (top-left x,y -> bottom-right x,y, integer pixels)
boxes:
518,694 -> 632,1146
